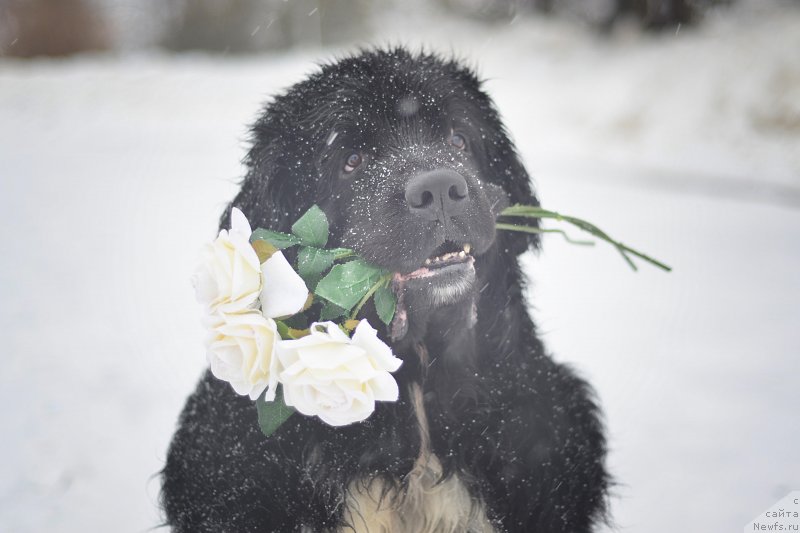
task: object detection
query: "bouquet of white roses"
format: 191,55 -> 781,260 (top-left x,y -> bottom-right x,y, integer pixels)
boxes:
193,206 -> 402,434
193,204 -> 669,436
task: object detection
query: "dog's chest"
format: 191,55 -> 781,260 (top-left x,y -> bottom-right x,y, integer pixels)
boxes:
336,383 -> 497,533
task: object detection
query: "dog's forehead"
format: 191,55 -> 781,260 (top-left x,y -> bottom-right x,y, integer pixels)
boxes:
309,54 -> 488,144
397,95 -> 421,117
320,90 -> 450,143
358,81 -> 449,117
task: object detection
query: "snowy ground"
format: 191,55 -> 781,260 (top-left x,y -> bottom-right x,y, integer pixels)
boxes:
1,1 -> 799,531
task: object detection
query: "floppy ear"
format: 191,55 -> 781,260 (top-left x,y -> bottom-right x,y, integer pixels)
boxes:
219,106 -> 317,234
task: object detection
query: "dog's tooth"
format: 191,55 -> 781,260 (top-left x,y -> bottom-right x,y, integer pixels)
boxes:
458,251 -> 465,257
463,244 -> 471,254
424,259 -> 431,265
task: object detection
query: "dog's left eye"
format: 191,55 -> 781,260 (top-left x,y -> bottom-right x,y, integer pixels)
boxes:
449,133 -> 467,151
343,152 -> 363,173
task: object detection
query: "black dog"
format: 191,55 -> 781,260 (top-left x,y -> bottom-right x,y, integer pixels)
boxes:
162,47 -> 609,532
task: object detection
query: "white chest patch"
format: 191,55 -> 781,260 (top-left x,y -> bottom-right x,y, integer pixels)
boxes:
336,384 -> 497,533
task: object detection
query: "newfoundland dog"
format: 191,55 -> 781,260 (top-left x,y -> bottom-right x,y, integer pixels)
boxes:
162,47 -> 609,532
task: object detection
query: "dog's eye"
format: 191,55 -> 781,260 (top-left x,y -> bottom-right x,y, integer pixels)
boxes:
449,133 -> 467,151
343,152 -> 363,173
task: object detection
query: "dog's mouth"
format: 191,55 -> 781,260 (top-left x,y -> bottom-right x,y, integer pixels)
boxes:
395,241 -> 475,285
393,240 -> 477,306
388,241 -> 477,340
398,241 -> 474,280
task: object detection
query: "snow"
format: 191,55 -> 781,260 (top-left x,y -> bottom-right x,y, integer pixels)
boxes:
1,1 -> 798,531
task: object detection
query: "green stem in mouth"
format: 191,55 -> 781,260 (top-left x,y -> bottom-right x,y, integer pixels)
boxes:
498,205 -> 672,272
495,222 -> 596,246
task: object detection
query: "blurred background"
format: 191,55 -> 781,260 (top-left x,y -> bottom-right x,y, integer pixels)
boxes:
1,0 -> 798,532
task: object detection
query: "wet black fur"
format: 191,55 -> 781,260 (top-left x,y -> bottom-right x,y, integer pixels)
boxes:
161,48 -> 609,532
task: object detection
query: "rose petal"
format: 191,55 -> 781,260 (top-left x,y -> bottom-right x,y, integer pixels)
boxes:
230,207 -> 253,238
319,395 -> 373,426
368,371 -> 399,402
351,320 -> 403,372
295,344 -> 363,370
260,251 -> 309,319
341,355 -> 380,382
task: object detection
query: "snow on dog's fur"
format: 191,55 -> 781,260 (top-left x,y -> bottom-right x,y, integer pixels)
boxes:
161,47 -> 609,532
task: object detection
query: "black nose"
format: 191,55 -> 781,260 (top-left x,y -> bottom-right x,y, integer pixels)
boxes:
404,169 -> 469,221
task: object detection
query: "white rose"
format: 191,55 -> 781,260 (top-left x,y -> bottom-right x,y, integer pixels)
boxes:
194,207 -> 309,318
205,310 -> 281,401
193,208 -> 262,314
278,320 -> 402,427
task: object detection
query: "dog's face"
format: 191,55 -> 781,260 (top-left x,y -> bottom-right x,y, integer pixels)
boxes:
315,64 -> 512,309
236,49 -> 538,313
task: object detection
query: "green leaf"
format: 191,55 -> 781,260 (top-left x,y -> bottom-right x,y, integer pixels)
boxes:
251,228 -> 301,249
296,246 -> 336,290
256,387 -> 295,437
275,320 -> 291,339
374,285 -> 396,326
319,300 -> 347,321
291,205 -> 329,248
315,259 -> 385,312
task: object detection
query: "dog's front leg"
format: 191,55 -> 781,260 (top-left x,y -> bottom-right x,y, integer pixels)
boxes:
474,355 -> 610,533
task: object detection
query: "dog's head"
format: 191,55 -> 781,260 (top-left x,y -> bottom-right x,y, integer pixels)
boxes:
227,48 -> 538,316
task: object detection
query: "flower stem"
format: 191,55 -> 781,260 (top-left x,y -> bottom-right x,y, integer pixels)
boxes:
332,248 -> 355,260
495,222 -> 596,246
498,205 -> 672,272
349,273 -> 392,320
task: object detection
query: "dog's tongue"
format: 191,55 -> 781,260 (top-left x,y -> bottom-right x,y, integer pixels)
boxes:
396,266 -> 436,280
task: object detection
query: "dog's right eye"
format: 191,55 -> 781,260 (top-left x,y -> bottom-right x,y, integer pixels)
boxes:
449,132 -> 467,151
343,152 -> 363,173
